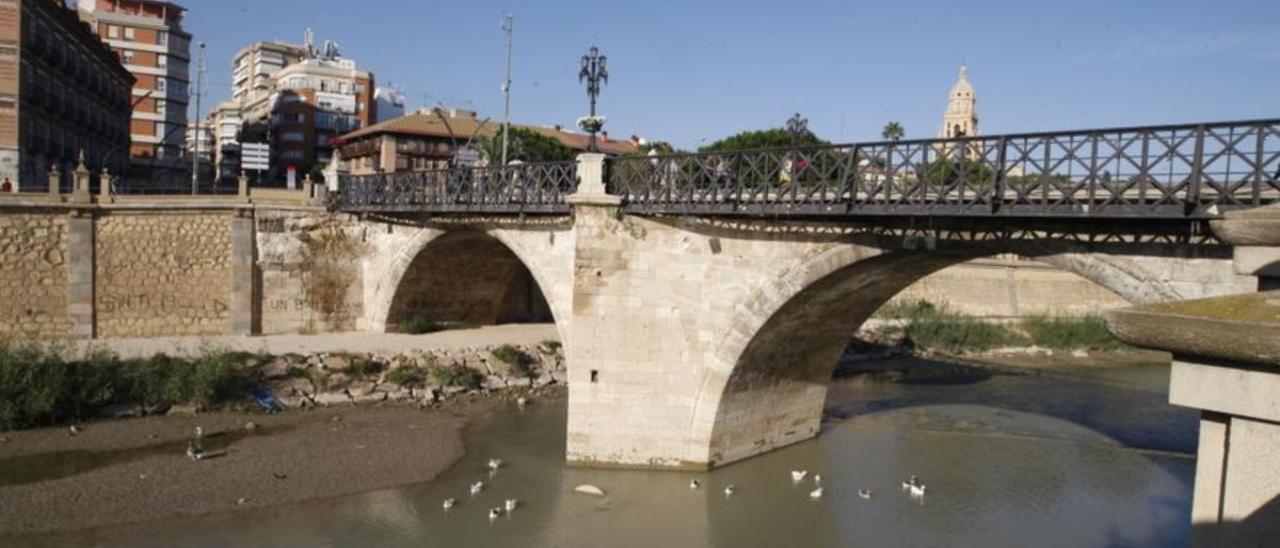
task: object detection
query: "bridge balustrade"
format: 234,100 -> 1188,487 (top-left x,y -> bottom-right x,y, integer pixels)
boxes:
609,119 -> 1280,219
336,161 -> 578,214
336,119 -> 1280,220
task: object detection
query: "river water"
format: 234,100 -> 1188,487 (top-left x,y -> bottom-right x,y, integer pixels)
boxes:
27,358 -> 1197,547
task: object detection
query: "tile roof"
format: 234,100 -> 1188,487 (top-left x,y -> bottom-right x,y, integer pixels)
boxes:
339,111 -> 639,155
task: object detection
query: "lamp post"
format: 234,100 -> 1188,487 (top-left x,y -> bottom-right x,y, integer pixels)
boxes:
577,46 -> 608,152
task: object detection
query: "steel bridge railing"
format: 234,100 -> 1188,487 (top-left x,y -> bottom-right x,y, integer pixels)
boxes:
609,118 -> 1280,219
336,161 -> 578,214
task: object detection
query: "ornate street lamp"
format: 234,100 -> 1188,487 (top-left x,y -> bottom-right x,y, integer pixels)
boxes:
577,46 -> 608,152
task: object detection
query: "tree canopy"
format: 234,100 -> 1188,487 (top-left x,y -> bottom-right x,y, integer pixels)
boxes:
477,127 -> 576,164
881,122 -> 905,141
698,128 -> 829,153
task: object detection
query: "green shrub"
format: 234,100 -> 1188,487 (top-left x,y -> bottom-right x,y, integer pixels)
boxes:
285,366 -> 310,379
339,357 -> 385,378
491,345 -> 533,375
386,365 -> 428,388
1022,315 -> 1122,349
0,342 -> 251,431
429,365 -> 482,389
538,340 -> 563,354
873,299 -> 938,320
902,304 -> 1025,353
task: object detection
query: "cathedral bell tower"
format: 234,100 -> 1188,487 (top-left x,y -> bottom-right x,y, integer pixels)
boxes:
941,65 -> 978,139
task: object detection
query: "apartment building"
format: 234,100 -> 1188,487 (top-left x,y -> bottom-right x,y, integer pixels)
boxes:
239,47 -> 375,180
231,40 -> 308,105
78,0 -> 191,187
1,0 -> 134,190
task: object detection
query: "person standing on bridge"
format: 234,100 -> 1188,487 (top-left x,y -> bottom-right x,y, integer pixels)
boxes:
779,152 -> 794,188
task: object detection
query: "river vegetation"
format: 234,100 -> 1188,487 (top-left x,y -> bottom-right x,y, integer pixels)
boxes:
0,341 -> 250,431
872,300 -> 1126,354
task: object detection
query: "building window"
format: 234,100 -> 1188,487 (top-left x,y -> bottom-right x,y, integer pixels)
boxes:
0,44 -> 15,61
157,54 -> 166,69
0,94 -> 15,111
123,27 -> 135,41
156,99 -> 166,115
107,25 -> 119,39
121,50 -> 135,65
157,31 -> 168,46
281,131 -> 305,143
156,78 -> 167,92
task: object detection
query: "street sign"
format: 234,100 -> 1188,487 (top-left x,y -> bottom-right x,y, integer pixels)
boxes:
455,146 -> 481,167
242,143 -> 270,171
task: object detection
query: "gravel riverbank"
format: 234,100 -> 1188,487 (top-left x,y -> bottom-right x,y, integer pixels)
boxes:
0,390 -> 565,538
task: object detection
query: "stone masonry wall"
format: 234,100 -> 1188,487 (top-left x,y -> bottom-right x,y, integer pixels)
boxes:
95,212 -> 232,337
0,212 -> 68,338
257,211 -> 365,335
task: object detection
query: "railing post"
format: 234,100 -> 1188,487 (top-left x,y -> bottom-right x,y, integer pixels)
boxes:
48,164 -> 62,197
1189,124 -> 1205,215
99,168 -> 112,202
844,145 -> 859,214
238,170 -> 249,200
1086,134 -> 1098,216
993,137 -> 1007,214
69,152 -> 92,204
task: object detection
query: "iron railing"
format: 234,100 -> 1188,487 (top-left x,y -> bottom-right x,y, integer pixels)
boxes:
610,119 -> 1280,219
337,161 -> 578,214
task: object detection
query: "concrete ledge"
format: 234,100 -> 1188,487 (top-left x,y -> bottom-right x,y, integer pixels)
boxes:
1211,203 -> 1280,246
1104,291 -> 1280,365
1171,361 -> 1280,422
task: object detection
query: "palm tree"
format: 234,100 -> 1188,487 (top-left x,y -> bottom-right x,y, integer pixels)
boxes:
881,121 -> 905,141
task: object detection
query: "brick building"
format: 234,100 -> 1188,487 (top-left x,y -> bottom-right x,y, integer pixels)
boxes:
78,0 -> 191,189
1,0 -> 134,190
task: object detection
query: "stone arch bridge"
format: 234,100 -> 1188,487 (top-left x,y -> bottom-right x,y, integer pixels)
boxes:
0,119 -> 1275,471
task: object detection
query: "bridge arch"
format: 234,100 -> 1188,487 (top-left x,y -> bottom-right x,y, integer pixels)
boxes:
694,242 -> 1185,466
365,226 -> 570,342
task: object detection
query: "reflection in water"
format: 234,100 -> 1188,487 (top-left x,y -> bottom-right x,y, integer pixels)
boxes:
17,363 -> 1195,547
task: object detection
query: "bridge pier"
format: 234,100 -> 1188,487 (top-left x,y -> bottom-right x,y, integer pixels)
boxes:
1107,293 -> 1280,546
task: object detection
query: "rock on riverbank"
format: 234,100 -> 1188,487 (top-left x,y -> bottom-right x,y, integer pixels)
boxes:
257,342 -> 567,411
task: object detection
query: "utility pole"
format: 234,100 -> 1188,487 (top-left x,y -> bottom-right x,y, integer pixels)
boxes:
191,41 -> 206,194
500,13 -> 513,167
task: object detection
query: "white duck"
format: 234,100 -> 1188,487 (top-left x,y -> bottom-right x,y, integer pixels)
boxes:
689,479 -> 701,490
790,470 -> 808,482
488,458 -> 503,471
504,499 -> 519,512
809,487 -> 824,499
858,489 -> 872,500
723,485 -> 736,497
488,507 -> 502,520
442,498 -> 456,510
909,483 -> 927,497
470,481 -> 485,495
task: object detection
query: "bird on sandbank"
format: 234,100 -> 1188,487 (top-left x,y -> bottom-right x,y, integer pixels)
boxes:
809,487 -> 824,499
442,498 -> 456,510
470,481 -> 485,495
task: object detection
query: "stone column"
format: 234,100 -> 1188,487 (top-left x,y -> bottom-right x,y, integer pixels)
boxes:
66,209 -> 95,338
1106,292 -> 1280,546
229,209 -> 256,335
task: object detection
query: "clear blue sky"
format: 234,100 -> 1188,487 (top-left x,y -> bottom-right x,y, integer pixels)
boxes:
178,0 -> 1280,149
